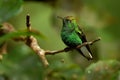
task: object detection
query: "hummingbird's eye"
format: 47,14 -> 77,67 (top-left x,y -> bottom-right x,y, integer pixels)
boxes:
66,19 -> 71,22
66,19 -> 69,21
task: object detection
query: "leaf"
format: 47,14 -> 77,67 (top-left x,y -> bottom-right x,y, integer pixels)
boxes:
0,0 -> 23,23
0,30 -> 44,44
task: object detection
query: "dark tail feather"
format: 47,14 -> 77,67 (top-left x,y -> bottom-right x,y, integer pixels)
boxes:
76,46 -> 93,60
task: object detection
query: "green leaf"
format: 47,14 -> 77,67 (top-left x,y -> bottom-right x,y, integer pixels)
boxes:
0,0 -> 23,23
0,30 -> 44,44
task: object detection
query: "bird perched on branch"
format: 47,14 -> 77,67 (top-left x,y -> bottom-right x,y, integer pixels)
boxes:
58,16 -> 93,60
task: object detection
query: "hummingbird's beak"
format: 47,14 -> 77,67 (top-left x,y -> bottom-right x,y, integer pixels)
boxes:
57,16 -> 63,20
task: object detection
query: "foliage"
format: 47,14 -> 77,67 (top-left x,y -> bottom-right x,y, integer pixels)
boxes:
0,0 -> 23,23
0,0 -> 120,80
85,60 -> 120,80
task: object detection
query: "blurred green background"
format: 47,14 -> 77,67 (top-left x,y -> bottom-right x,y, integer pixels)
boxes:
0,0 -> 120,80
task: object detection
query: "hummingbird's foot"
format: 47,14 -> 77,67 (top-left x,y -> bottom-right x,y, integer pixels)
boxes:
64,47 -> 72,52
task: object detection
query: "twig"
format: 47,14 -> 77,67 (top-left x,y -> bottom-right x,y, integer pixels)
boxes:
45,37 -> 101,55
25,14 -> 101,67
26,14 -> 31,31
26,36 -> 49,67
25,14 -> 49,67
0,14 -> 101,67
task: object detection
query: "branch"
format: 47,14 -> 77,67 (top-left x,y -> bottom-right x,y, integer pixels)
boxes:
45,37 -> 101,55
26,36 -> 49,67
25,14 -> 49,67
25,15 -> 101,67
0,14 -> 101,67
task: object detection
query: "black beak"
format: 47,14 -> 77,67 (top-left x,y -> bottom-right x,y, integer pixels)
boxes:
57,16 -> 63,20
57,16 -> 66,24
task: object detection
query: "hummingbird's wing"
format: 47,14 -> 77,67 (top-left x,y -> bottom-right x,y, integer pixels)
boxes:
77,25 -> 92,53
76,25 -> 93,60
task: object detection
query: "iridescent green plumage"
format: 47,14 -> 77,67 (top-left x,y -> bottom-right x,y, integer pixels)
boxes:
59,16 -> 93,60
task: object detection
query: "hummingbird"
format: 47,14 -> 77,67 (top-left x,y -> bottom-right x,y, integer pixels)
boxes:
58,16 -> 93,60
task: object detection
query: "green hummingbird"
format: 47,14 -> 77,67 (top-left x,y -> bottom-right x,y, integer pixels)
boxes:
58,16 -> 93,60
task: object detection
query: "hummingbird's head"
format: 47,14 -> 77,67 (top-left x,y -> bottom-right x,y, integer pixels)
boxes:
57,16 -> 76,25
65,16 -> 75,21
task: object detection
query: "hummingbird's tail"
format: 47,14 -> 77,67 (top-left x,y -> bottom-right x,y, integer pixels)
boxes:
77,46 -> 93,60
